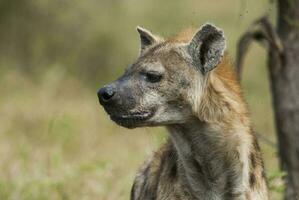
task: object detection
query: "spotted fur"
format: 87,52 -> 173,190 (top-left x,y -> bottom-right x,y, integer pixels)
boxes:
99,24 -> 269,200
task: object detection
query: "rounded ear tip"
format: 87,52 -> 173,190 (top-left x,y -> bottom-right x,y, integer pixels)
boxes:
200,23 -> 224,33
201,22 -> 216,27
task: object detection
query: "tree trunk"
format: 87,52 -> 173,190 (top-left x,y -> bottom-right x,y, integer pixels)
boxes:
268,0 -> 299,199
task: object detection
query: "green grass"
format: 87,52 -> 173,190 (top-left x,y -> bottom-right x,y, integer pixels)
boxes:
0,0 -> 284,199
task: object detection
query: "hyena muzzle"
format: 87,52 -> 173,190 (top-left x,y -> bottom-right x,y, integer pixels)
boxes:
97,24 -> 269,200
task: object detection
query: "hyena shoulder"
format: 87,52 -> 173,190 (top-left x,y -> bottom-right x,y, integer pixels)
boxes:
131,141 -> 191,200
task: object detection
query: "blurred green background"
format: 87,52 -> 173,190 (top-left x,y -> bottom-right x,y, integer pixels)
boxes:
0,0 -> 283,199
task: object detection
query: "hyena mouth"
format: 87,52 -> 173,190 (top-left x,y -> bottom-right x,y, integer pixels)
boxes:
110,111 -> 154,128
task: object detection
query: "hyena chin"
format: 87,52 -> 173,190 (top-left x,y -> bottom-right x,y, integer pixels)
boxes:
98,23 -> 269,200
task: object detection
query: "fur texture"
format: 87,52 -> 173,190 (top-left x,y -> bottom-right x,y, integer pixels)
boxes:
98,24 -> 269,200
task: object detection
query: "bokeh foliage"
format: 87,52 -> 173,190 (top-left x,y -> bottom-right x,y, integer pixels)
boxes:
0,0 -> 275,85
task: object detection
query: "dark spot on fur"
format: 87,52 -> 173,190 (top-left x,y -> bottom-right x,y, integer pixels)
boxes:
167,152 -> 177,175
224,176 -> 234,198
169,162 -> 177,178
250,152 -> 257,169
253,136 -> 261,151
136,164 -> 157,200
179,78 -> 190,88
250,172 -> 256,188
142,164 -> 151,178
224,101 -> 232,111
191,158 -> 204,176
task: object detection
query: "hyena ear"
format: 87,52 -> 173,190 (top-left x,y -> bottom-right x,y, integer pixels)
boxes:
136,26 -> 160,54
187,23 -> 226,75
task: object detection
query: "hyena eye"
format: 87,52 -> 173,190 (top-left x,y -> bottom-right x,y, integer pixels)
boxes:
142,72 -> 163,83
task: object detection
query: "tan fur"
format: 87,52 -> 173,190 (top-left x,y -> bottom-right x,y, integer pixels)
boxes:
139,55 -> 267,199
99,25 -> 269,200
168,27 -> 196,43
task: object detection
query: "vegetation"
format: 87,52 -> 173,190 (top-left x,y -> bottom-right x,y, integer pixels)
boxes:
0,0 -> 283,199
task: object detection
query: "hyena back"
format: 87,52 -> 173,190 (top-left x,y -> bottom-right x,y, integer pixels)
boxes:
98,24 -> 269,200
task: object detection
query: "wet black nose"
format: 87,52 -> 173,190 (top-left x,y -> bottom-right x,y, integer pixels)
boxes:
98,86 -> 115,103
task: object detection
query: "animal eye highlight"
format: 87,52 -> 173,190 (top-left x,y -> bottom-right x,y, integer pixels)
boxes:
142,72 -> 163,83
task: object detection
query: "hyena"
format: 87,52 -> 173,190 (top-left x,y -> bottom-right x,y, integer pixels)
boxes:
98,24 -> 269,200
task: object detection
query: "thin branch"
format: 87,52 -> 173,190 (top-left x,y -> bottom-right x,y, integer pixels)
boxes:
236,16 -> 282,149
236,16 -> 284,81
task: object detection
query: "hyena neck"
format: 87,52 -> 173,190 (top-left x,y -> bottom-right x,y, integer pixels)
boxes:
167,72 -> 267,199
167,119 -> 252,199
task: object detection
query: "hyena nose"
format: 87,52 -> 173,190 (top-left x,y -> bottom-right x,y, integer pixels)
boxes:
98,86 -> 116,104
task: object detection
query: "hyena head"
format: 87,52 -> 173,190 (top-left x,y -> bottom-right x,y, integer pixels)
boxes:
98,23 -> 226,128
